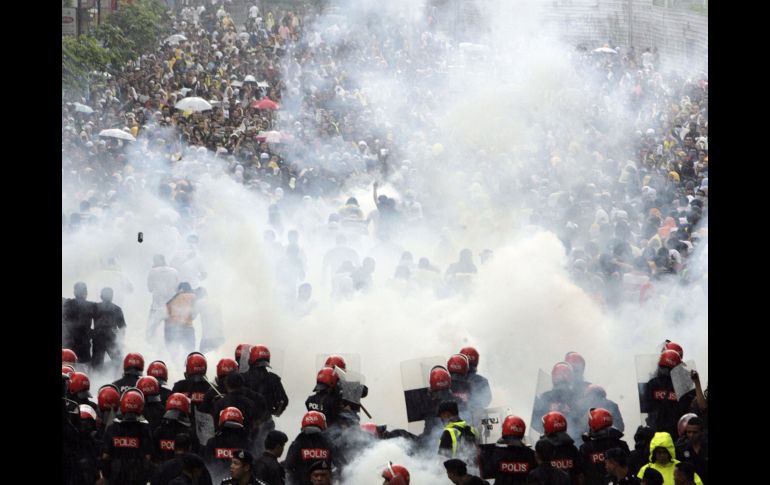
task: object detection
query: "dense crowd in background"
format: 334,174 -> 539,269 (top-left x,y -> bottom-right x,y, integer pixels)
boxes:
63,1 -> 708,484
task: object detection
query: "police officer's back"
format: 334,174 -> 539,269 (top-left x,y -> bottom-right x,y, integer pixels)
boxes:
204,407 -> 252,482
479,416 -> 537,484
527,439 -> 571,485
213,373 -> 267,436
285,412 -> 335,485
578,409 -> 630,485
252,430 -> 288,485
101,389 -> 154,485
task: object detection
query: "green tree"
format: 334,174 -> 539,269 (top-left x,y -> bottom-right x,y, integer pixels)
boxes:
62,35 -> 111,98
106,0 -> 169,57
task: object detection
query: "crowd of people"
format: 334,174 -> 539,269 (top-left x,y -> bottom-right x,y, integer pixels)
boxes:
62,0 -> 708,483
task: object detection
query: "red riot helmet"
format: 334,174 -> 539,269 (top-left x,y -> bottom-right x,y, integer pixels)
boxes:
542,411 -> 568,435
663,341 -> 684,359
447,354 -> 470,376
147,361 -> 168,384
62,364 -> 76,377
501,415 -> 526,438
429,365 -> 452,392
324,354 -> 347,371
136,376 -> 161,402
459,346 -> 480,369
62,348 -> 78,364
69,372 -> 91,398
586,383 -> 607,399
97,384 -> 121,412
314,367 -> 338,391
551,362 -> 575,387
588,407 -> 613,433
658,349 -> 682,369
120,388 -> 145,416
216,358 -> 239,378
382,462 -> 410,485
564,352 -> 585,376
185,352 -> 208,377
235,343 -> 250,361
301,411 -> 327,431
249,345 -> 272,367
123,352 -> 145,376
219,406 -> 245,428
164,392 -> 191,421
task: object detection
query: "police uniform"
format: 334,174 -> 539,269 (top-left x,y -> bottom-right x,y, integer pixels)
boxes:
304,389 -> 342,426
578,427 -> 630,485
101,417 -> 153,485
203,427 -> 251,481
153,417 -> 199,462
479,437 -> 537,484
246,366 -> 289,417
542,432 -> 584,485
438,417 -> 479,463
284,432 -> 335,485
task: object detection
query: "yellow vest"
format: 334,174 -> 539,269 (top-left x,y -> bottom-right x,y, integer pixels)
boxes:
440,420 -> 478,457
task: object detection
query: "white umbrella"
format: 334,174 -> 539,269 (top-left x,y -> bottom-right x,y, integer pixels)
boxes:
238,32 -> 250,41
230,81 -> 243,88
164,34 -> 188,45
209,99 -> 222,107
175,97 -> 213,112
72,102 -> 94,114
593,47 -> 617,54
243,75 -> 257,83
99,129 -> 136,142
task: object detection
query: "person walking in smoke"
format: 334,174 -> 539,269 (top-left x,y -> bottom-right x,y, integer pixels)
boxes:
147,255 -> 179,344
165,282 -> 198,363
194,287 -> 224,353
91,287 -> 127,371
63,282 -> 97,365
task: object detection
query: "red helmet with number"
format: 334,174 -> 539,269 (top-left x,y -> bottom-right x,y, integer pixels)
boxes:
314,367 -> 338,391
136,376 -> 160,401
564,352 -> 585,375
80,404 -> 97,422
551,362 -> 575,386
123,352 -> 145,375
216,358 -> 239,378
588,407 -> 613,432
459,346 -> 480,369
447,354 -> 469,376
382,462 -> 410,485
120,388 -> 145,415
301,411 -> 327,431
147,361 -> 168,383
664,341 -> 684,359
429,365 -> 452,392
98,384 -> 121,412
677,413 -> 698,437
185,352 -> 207,376
62,364 -> 76,377
249,345 -> 272,366
69,372 -> 91,397
659,349 -> 681,368
219,406 -> 245,428
235,343 -> 250,361
165,392 -> 191,421
324,354 -> 346,370
502,415 -> 527,438
62,348 -> 78,364
542,411 -> 568,435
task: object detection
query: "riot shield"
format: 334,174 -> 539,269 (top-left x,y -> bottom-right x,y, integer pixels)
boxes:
314,353 -> 361,373
671,362 -> 697,401
335,367 -> 366,405
473,406 -> 513,445
400,356 -> 446,433
194,406 -> 216,446
528,368 -> 550,442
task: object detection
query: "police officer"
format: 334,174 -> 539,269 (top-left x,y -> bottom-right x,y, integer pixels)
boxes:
382,462 -> 410,485
200,358 -> 239,416
285,411 -> 336,485
151,433 -> 213,485
642,351 -> 695,438
578,408 -> 630,485
459,347 -> 492,413
113,352 -> 145,392
168,453 -> 212,485
252,430 -> 289,485
528,440 -> 571,485
137,376 -> 166,433
101,388 -> 154,485
63,282 -> 97,364
579,384 -> 625,434
418,365 -> 454,449
245,345 -> 289,422
154,393 -> 199,463
479,415 -> 536,484
539,412 -> 584,485
564,352 -> 592,394
305,368 -> 343,427
446,354 -> 472,414
444,458 -> 489,485
221,450 -> 270,485
204,407 -> 252,482
437,400 -> 479,466
308,460 -> 333,485
74,404 -> 102,485
148,360 -> 173,405
97,384 -> 121,434
532,362 -> 583,442
213,373 -> 267,439
675,416 -> 708,485
604,447 -> 641,485
172,352 -> 212,413
91,287 -> 127,371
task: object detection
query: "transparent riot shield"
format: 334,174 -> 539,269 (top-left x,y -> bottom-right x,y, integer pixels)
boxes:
636,354 -> 697,425
474,406 -> 513,445
400,356 -> 446,434
194,406 -> 216,446
238,345 -> 252,373
335,367 -> 366,406
528,368 -> 550,442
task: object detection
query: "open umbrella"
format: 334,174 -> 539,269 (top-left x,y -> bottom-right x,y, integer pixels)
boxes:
250,98 -> 280,110
175,97 -> 213,112
230,81 -> 243,88
72,102 -> 94,114
243,75 -> 257,83
99,129 -> 136,142
164,34 -> 188,45
593,47 -> 617,54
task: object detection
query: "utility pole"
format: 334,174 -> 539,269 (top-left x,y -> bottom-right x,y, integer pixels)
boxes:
77,0 -> 82,37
